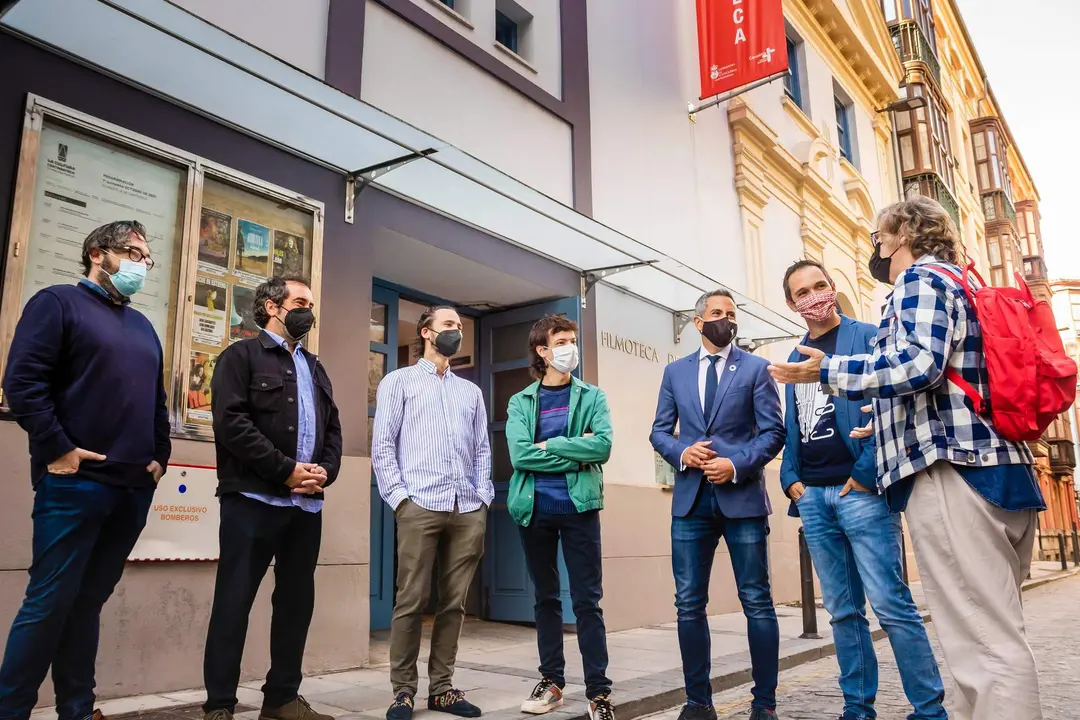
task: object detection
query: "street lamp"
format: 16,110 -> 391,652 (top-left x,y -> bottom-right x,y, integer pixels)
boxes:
877,95 -> 928,201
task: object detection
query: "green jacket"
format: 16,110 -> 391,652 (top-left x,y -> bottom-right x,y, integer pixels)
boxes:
505,375 -> 613,527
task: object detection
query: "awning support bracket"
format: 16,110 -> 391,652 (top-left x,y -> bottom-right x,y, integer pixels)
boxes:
673,310 -> 696,344
736,335 -> 798,354
579,261 -> 658,309
344,149 -> 437,224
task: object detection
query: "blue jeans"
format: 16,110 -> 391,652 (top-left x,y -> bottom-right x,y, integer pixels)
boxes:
0,475 -> 154,720
797,484 -> 946,720
671,487 -> 779,710
519,511 -> 611,700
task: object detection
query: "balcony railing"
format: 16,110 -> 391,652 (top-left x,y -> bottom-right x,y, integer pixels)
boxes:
982,191 -> 1017,226
905,173 -> 961,233
891,21 -> 941,85
1048,439 -> 1076,472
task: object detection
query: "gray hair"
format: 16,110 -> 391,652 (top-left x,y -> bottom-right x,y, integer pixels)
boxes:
81,220 -> 147,276
695,289 -> 734,317
252,275 -> 309,328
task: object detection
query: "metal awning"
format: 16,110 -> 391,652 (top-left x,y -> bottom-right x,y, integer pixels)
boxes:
0,0 -> 804,343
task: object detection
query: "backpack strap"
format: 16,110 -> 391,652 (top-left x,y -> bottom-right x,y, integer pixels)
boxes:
920,261 -> 989,416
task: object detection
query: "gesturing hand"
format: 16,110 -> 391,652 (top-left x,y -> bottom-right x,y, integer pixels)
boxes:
680,441 -> 717,469
768,346 -> 826,385
849,405 -> 873,440
47,448 -> 106,475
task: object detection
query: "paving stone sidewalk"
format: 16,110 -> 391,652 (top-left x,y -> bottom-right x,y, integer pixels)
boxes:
30,562 -> 1079,720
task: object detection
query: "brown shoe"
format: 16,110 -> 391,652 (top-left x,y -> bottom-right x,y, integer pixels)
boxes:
260,696 -> 332,720
204,711 -> 235,720
91,712 -> 109,720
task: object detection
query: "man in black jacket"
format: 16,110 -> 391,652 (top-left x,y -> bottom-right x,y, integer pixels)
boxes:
202,276 -> 342,720
0,220 -> 169,720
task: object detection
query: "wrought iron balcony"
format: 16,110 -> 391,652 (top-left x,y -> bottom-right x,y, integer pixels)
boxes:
891,21 -> 941,85
1048,439 -> 1076,472
982,190 -> 1016,226
904,173 -> 961,233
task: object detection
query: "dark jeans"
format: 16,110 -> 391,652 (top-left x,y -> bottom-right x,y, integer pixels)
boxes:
0,474 -> 153,720
671,487 -> 779,710
203,494 -> 322,713
519,511 -> 611,700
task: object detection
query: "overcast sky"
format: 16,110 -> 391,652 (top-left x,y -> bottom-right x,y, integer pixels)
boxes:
953,0 -> 1079,278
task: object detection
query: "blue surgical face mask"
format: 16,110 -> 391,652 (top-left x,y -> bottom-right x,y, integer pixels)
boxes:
107,259 -> 147,297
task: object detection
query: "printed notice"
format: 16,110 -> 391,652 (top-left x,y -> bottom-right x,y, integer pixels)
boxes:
185,351 -> 217,425
24,125 -> 184,342
233,219 -> 271,286
198,208 -> 231,276
193,276 -> 227,347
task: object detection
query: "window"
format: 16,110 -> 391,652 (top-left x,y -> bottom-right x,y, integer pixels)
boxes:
895,83 -> 952,187
438,0 -> 454,7
880,0 -> 898,23
1,96 -> 323,440
834,92 -> 855,165
783,36 -> 804,110
971,119 -> 1011,198
495,9 -> 519,54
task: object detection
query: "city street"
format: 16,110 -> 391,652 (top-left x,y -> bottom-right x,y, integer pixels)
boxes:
643,575 -> 1080,720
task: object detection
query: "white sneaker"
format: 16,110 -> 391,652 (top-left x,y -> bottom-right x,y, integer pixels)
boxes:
520,678 -> 563,714
588,695 -> 615,720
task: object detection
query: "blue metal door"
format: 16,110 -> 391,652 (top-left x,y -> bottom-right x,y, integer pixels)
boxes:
369,285 -> 399,631
479,297 -> 581,623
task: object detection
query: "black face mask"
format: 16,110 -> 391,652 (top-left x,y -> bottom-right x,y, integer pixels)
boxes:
430,329 -> 462,357
868,242 -> 898,285
280,307 -> 315,341
700,318 -> 737,349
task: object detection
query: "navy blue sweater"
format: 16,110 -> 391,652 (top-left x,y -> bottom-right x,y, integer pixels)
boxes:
3,282 -> 171,488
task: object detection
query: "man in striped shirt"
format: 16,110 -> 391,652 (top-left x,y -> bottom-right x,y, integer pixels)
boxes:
372,306 -> 492,720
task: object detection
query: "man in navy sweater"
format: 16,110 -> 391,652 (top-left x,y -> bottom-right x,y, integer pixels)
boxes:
0,221 -> 170,720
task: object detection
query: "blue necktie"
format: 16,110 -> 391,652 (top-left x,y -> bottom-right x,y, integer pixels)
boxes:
704,354 -> 720,421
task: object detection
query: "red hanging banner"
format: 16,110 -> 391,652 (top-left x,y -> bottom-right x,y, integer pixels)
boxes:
696,0 -> 788,100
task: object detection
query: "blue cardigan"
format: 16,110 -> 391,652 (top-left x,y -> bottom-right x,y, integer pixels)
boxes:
779,315 -> 878,517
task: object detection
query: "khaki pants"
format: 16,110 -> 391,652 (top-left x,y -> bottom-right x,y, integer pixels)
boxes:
906,461 -> 1042,720
389,500 -> 487,697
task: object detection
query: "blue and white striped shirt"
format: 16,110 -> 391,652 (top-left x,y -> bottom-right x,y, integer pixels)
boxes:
241,329 -> 322,513
372,358 -> 493,512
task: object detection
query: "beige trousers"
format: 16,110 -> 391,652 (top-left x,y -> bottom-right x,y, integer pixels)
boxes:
906,460 -> 1042,720
389,500 -> 487,697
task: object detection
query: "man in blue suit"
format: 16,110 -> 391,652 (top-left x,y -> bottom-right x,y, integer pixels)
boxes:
778,260 -> 945,720
650,289 -> 785,720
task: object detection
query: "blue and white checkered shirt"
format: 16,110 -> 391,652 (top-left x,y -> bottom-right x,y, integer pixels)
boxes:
372,358 -> 493,512
820,255 -> 1032,490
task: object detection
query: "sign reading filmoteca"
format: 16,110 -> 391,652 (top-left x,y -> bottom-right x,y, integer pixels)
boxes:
696,0 -> 787,100
128,465 -> 220,562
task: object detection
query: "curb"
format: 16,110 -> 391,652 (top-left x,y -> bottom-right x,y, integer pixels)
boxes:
546,568 -> 1079,720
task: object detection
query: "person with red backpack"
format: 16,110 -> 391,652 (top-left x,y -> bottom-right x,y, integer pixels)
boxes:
769,196 -> 1075,720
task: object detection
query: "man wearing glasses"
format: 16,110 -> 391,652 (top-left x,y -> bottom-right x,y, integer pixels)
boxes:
0,221 -> 170,720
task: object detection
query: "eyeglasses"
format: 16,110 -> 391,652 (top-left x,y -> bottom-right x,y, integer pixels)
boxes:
110,246 -> 155,270
870,231 -> 881,247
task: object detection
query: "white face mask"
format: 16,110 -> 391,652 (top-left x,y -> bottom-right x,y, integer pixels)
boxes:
547,344 -> 580,374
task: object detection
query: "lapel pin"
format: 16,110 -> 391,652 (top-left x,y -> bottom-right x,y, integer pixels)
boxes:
729,365 -> 737,372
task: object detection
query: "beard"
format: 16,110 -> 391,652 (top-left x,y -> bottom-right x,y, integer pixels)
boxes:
94,256 -> 126,301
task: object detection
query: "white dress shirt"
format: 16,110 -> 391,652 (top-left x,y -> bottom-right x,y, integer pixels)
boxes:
683,344 -> 737,481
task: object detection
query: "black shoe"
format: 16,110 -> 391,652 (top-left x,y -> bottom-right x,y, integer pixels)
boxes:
676,705 -> 717,720
428,689 -> 482,718
386,692 -> 414,720
748,708 -> 777,720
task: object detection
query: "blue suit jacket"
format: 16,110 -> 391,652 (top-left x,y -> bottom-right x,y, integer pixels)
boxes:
650,345 -> 785,519
779,316 -> 878,517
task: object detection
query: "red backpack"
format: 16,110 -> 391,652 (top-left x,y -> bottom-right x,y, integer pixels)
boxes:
932,262 -> 1077,443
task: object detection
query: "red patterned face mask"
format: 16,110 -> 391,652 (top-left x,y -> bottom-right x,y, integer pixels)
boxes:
794,289 -> 838,322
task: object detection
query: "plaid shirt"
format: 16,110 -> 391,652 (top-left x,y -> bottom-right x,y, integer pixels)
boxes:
820,255 -> 1032,490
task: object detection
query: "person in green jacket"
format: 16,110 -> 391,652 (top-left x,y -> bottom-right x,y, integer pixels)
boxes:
506,315 -> 615,720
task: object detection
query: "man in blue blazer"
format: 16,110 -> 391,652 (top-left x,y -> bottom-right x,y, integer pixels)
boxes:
778,260 -> 945,720
650,289 -> 785,720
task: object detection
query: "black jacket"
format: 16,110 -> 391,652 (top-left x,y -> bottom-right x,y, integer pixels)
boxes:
211,331 -> 342,496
